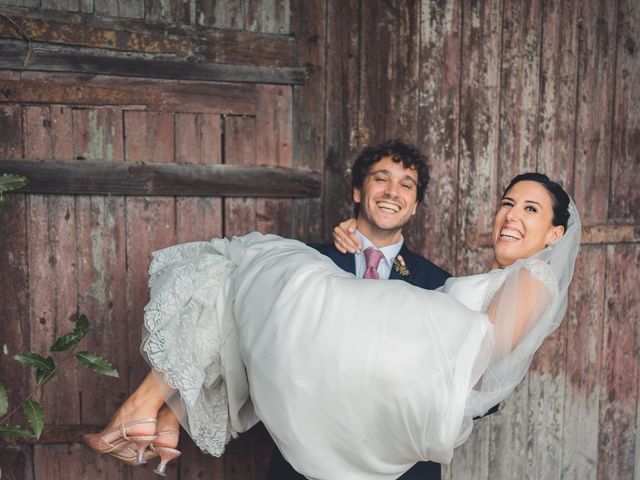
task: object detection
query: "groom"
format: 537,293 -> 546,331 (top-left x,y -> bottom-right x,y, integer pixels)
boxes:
265,139 -> 450,479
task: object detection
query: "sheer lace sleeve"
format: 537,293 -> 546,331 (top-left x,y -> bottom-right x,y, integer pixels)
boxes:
465,201 -> 581,419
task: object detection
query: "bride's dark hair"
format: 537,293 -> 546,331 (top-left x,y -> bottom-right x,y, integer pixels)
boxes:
503,173 -> 571,230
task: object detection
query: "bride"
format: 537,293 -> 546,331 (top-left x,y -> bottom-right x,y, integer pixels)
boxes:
84,172 -> 581,479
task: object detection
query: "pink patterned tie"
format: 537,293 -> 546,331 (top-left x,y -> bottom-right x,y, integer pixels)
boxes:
363,247 -> 384,279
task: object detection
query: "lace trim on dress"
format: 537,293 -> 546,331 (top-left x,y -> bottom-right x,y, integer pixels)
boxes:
141,240 -> 235,456
480,258 -> 558,313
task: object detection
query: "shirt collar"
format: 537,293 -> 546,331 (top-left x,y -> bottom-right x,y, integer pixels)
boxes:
355,230 -> 404,266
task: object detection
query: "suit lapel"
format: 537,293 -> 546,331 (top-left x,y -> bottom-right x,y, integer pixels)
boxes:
327,247 -> 356,275
389,244 -> 419,285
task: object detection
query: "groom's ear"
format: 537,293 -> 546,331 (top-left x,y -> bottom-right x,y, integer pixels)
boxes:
353,187 -> 361,204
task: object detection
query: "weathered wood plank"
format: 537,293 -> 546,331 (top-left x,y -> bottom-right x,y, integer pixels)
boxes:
536,0 -> 579,190
246,0 -> 290,34
456,0 -> 503,278
71,107 -> 130,479
175,112 -> 223,243
223,115 -> 257,236
145,0 -> 192,26
255,84 -> 293,236
0,103 -> 32,480
290,0 -> 326,242
610,0 -> 640,222
572,0 -> 617,225
0,6 -> 297,66
598,244 -> 640,480
561,246 -> 605,480
0,39 -> 306,86
0,159 -> 322,198
195,0 -> 245,29
5,74 -> 259,115
323,0 -> 361,239
24,105 -> 81,426
452,1 -> 503,476
497,0 -> 541,186
417,0 -> 463,274
123,110 -> 177,398
359,0 -> 420,145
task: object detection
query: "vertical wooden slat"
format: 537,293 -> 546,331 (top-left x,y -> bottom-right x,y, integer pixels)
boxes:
323,0 -> 361,238
24,104 -> 83,473
72,108 -> 130,479
496,0 -> 542,187
456,0 -> 503,277
174,111 -> 226,478
561,247 -> 605,480
24,105 -> 79,424
33,444 -> 84,479
290,0 -> 326,242
175,113 -> 223,243
358,0 -> 420,145
0,103 -> 33,480
572,0 -> 618,225
609,0 -> 640,222
124,110 -> 176,399
246,0 -> 290,34
223,115 -> 257,236
417,0 -> 463,273
145,0 -> 191,25
537,0 -> 579,188
451,2 -> 503,479
196,0 -> 245,29
598,244 -> 640,480
255,85 -> 293,236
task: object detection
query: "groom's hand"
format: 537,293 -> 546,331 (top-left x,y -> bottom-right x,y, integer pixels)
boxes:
333,218 -> 361,253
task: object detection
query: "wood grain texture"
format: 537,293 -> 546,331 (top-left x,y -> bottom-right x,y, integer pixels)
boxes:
572,0 -> 618,225
323,0 -> 361,239
417,0 -> 463,273
290,0 -> 326,242
609,0 -> 640,222
0,39 -> 306,86
598,244 -> 640,480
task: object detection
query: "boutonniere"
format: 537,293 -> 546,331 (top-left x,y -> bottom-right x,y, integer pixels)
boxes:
393,255 -> 410,276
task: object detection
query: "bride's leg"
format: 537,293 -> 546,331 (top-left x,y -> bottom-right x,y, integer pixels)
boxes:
84,370 -> 174,463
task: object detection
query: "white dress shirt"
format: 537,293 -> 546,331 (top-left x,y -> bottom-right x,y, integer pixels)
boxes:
354,230 -> 404,279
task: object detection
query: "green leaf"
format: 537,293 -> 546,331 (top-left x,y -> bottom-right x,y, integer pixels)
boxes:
0,174 -> 29,193
0,424 -> 33,439
75,351 -> 119,378
73,314 -> 90,339
50,332 -> 81,352
23,400 -> 45,439
13,353 -> 55,373
0,382 -> 7,416
35,368 -> 56,386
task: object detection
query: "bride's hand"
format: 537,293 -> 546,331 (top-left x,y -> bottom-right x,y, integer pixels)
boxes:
332,218 -> 361,253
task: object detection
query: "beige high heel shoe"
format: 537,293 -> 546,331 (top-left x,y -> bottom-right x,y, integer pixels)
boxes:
83,417 -> 158,465
150,429 -> 182,476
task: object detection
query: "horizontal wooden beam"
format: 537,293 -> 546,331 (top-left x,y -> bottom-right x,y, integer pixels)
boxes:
0,160 -> 321,198
0,6 -> 297,67
467,224 -> 640,248
0,39 -> 307,85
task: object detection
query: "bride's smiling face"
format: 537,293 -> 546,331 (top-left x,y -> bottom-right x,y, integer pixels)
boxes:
492,180 -> 565,268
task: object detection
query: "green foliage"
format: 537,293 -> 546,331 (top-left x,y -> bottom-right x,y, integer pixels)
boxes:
75,352 -> 119,378
23,400 -> 44,439
0,173 -> 28,209
1,314 -> 119,440
0,383 -> 7,416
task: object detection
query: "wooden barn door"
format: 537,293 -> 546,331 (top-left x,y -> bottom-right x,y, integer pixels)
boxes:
0,71 -> 295,479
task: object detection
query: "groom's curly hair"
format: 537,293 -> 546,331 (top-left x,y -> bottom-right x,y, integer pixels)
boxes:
351,139 -> 430,216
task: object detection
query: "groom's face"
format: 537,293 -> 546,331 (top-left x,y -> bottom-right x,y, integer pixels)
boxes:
352,156 -> 419,234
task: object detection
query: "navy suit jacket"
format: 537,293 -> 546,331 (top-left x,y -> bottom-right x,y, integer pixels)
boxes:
266,242 -> 451,480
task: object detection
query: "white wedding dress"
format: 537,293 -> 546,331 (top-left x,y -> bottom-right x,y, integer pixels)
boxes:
141,209 -> 580,480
